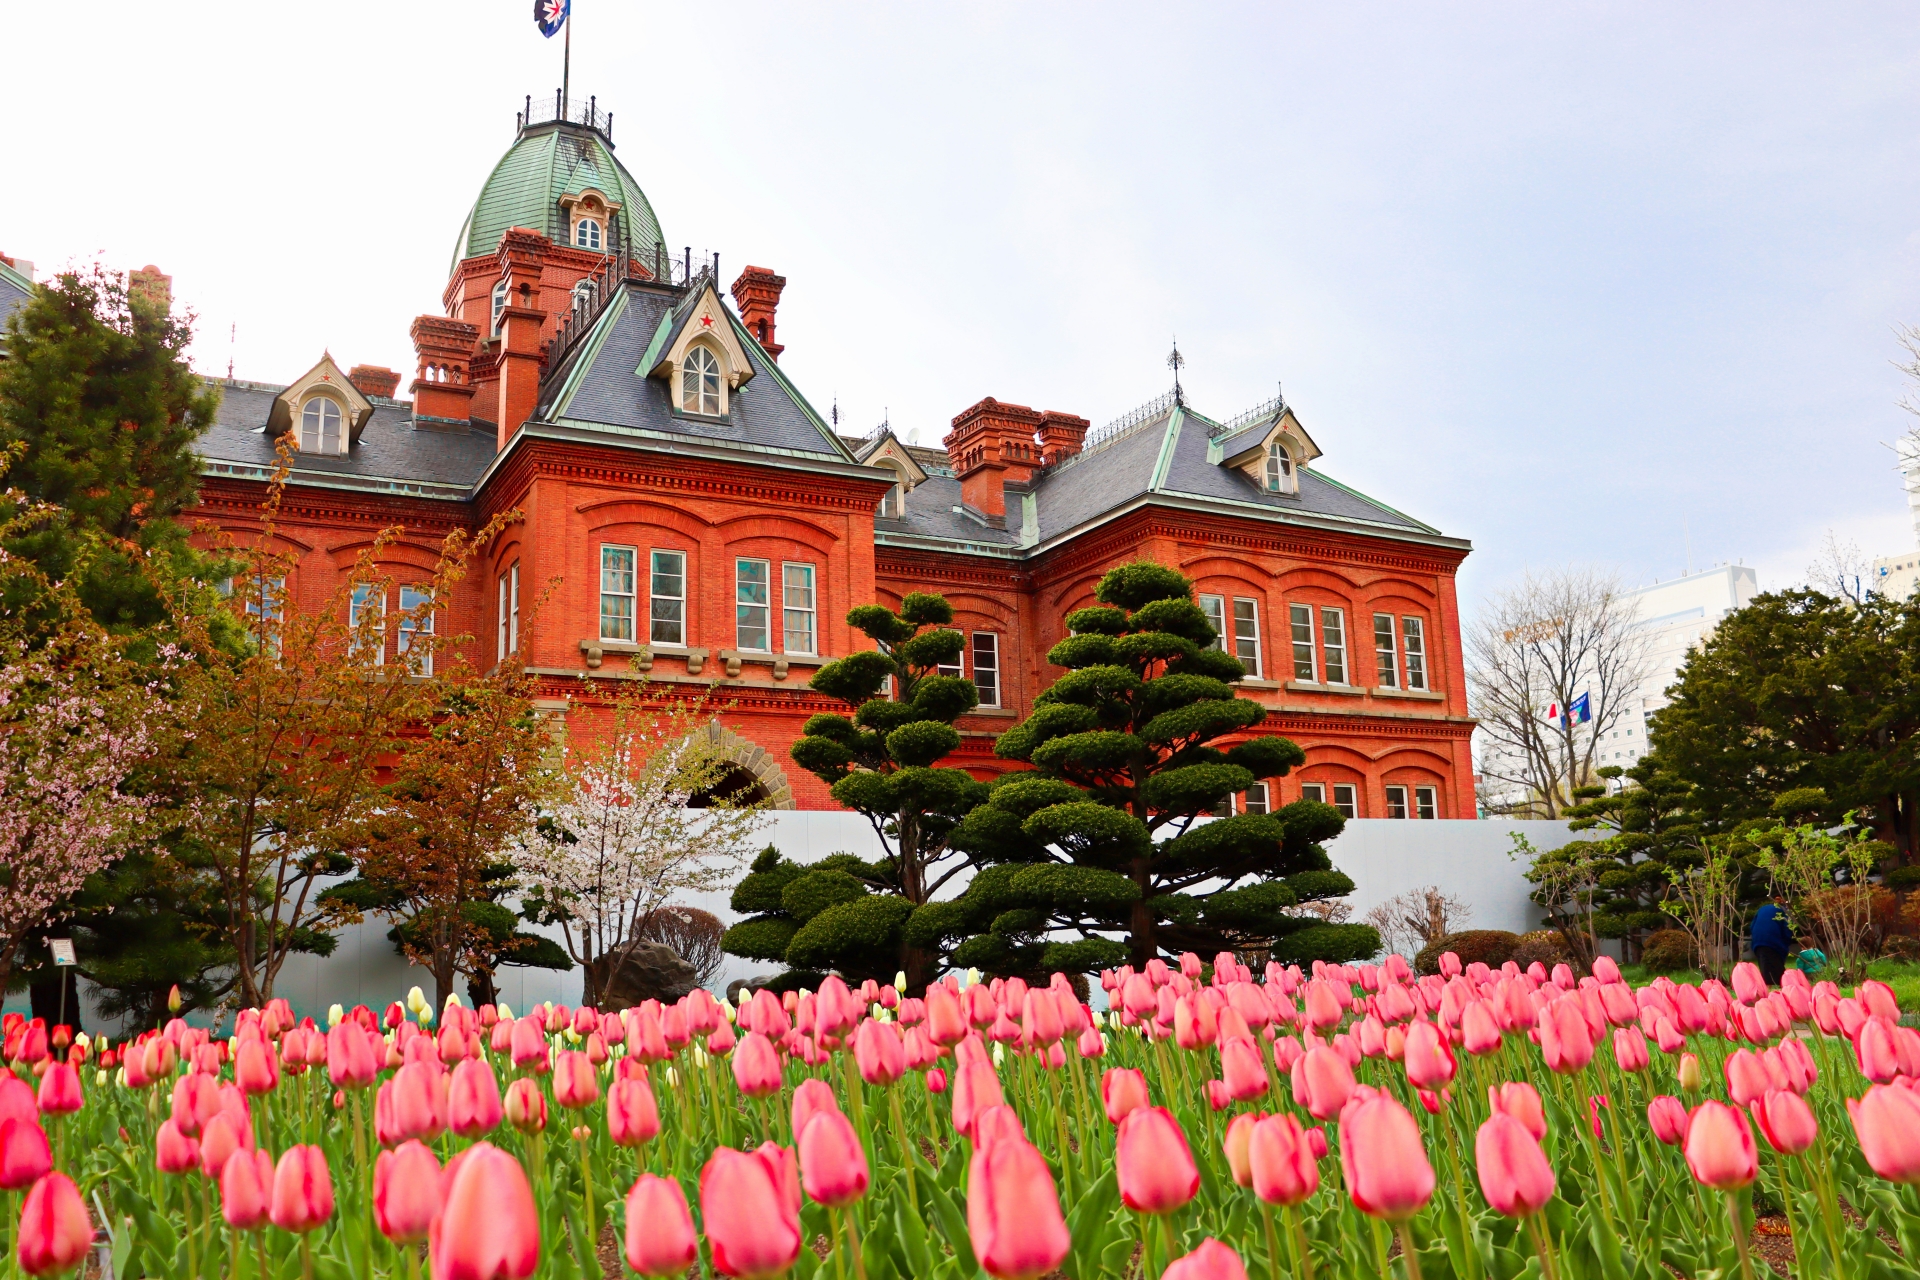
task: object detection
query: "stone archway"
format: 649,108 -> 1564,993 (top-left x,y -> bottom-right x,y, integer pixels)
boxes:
686,723 -> 796,810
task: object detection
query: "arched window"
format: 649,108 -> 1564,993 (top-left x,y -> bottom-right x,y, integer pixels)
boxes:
1265,442 -> 1294,493
490,278 -> 508,335
574,218 -> 602,250
681,345 -> 722,415
300,396 -> 343,453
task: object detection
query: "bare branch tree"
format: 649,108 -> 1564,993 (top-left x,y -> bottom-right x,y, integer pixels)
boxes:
632,905 -> 727,987
1807,529 -> 1870,605
1364,886 -> 1472,959
1467,566 -> 1656,818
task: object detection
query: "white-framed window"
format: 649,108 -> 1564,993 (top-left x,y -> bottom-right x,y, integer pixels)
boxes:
1415,786 -> 1438,820
398,586 -> 434,676
736,558 -> 771,651
490,278 -> 508,336
1289,603 -> 1315,681
497,564 -> 519,660
1374,614 -> 1399,689
972,632 -> 1001,707
876,465 -> 905,518
349,584 -> 385,664
600,545 -> 636,642
1402,616 -> 1429,691
1244,782 -> 1270,814
1331,784 -> 1358,819
299,397 -> 343,454
681,345 -> 722,416
1301,783 -> 1325,805
782,563 -> 816,654
936,628 -> 964,679
1265,443 -> 1294,493
1199,594 -> 1227,652
1231,598 -> 1261,676
1321,607 -> 1348,685
651,550 -> 686,646
574,218 -> 602,250
1385,784 -> 1409,819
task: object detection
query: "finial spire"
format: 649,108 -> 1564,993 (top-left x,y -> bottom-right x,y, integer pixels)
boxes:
1167,338 -> 1186,405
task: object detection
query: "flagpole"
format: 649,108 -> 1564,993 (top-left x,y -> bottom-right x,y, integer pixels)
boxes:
562,5 -> 571,117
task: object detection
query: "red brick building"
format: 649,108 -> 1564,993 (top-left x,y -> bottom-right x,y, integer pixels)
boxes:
189,98 -> 1475,819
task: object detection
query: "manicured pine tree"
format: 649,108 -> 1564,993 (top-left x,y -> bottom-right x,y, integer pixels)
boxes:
724,592 -> 989,989
919,560 -> 1378,974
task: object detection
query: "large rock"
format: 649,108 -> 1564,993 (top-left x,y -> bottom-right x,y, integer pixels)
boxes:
590,942 -> 698,1010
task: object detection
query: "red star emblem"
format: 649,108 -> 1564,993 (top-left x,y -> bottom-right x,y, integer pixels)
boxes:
699,314 -> 714,328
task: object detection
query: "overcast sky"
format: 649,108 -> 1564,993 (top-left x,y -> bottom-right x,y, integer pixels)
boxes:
8,3 -> 1919,609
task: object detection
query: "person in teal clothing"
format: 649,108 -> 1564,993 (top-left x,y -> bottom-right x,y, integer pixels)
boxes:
1750,896 -> 1795,987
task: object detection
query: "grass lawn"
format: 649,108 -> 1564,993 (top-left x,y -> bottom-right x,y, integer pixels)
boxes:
1614,957 -> 1920,1008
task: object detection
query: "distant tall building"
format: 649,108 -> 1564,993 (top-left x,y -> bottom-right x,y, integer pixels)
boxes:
1873,435 -> 1920,599
1602,565 -> 1759,769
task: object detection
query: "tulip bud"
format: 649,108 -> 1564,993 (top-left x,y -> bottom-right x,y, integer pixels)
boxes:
1100,1068 -> 1149,1125
967,1133 -> 1071,1280
431,1142 -> 539,1280
167,985 -> 182,1014
269,1145 -> 335,1233
221,1149 -> 274,1231
1753,1089 -> 1817,1156
0,1117 -> 53,1191
1339,1093 -> 1435,1221
700,1146 -> 803,1279
1847,1084 -> 1920,1184
1116,1107 -> 1200,1215
1677,1052 -> 1702,1093
1475,1111 -> 1555,1217
625,1174 -> 698,1278
1683,1101 -> 1757,1191
504,1077 -> 547,1134
373,1140 -> 441,1244
798,1108 -> 870,1207
1248,1113 -> 1319,1207
16,1172 -> 91,1277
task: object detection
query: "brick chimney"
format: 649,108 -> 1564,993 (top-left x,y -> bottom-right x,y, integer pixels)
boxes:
730,265 -> 786,361
1038,410 -> 1091,465
946,398 -> 1046,522
493,228 -> 551,451
128,264 -> 171,313
409,315 -> 479,424
348,365 -> 402,400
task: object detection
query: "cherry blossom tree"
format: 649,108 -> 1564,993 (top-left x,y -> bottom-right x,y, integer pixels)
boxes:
516,688 -> 768,1006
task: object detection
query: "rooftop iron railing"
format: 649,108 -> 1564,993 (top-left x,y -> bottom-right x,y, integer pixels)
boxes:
518,91 -> 613,141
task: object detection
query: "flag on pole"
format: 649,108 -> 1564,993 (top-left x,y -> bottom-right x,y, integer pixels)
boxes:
535,0 -> 569,37
1569,691 -> 1591,726
1543,701 -> 1561,724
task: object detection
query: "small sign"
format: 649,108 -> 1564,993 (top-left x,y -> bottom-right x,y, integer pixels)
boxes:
48,939 -> 76,967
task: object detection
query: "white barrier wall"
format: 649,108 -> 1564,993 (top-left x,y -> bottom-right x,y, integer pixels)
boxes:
13,813 -> 1592,1033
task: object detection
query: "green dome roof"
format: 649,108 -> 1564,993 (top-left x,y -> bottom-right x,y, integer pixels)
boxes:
452,121 -> 666,271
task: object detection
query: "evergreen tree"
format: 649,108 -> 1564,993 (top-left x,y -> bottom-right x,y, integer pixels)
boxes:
1557,759 -> 1704,959
917,561 -> 1376,974
0,264 -> 225,636
725,593 -> 988,989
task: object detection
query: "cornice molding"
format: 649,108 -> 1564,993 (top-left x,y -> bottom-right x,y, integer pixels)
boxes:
484,438 -> 877,515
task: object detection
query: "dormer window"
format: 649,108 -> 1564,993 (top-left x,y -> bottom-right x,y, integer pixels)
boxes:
574,218 -> 602,251
681,345 -> 722,415
300,396 -> 343,454
1265,442 -> 1296,494
876,463 -> 905,518
490,278 -> 508,336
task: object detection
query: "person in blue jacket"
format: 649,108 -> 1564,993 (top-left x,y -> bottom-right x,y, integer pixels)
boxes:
1750,896 -> 1796,987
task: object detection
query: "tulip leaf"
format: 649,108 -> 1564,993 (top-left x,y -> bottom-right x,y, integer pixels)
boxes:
859,1208 -> 902,1280
894,1197 -> 935,1278
1066,1166 -> 1121,1280
919,1174 -> 977,1276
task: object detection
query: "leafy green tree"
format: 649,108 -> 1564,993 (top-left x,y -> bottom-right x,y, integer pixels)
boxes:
1649,588 -> 1920,861
916,561 -> 1374,974
1558,759 -> 1704,959
736,593 -> 988,989
0,264 -> 226,638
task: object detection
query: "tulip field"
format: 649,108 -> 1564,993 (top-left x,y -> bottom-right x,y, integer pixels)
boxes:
5,952 -> 1920,1280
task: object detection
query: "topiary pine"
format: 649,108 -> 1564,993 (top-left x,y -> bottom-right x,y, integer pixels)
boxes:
927,560 -> 1378,974
724,593 -> 991,989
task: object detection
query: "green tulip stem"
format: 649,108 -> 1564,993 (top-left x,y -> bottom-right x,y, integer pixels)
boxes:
576,1129 -> 597,1254
1396,1222 -> 1424,1280
888,1088 -> 919,1210
1725,1191 -> 1756,1280
1289,1203 -> 1318,1280
1524,1213 -> 1561,1280
1260,1203 -> 1283,1280
844,1202 -> 867,1280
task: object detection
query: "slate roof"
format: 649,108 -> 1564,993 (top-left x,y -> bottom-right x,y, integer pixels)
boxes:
452,123 -> 666,270
197,379 -> 496,499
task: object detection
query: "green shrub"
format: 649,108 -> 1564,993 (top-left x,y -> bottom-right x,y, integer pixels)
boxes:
1641,928 -> 1698,974
1886,866 -> 1920,890
1510,929 -> 1571,971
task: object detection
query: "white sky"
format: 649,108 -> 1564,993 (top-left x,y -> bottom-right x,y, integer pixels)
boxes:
7,3 -> 1920,608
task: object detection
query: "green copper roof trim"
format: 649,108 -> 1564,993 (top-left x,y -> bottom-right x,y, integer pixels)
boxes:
1149,406 -> 1185,491
635,302 -> 675,376
0,259 -> 31,295
1303,470 -> 1440,535
547,288 -> 628,420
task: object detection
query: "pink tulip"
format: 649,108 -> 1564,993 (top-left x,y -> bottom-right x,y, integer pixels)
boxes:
1724,1049 -> 1771,1108
799,1108 -> 870,1207
328,1022 -> 379,1088
1291,1046 -> 1356,1120
853,1019 -> 905,1087
449,1058 -> 503,1137
1403,1021 -> 1455,1090
952,1062 -> 1006,1140
701,1146 -> 803,1279
155,1118 -> 199,1176
0,1076 -> 35,1127
431,1142 -> 540,1280
270,1145 -> 335,1233
378,1062 -> 446,1145
552,1050 -> 599,1110
0,1117 -> 53,1191
1475,1111 -> 1556,1217
221,1149 -> 274,1231
1486,1082 -> 1546,1140
170,1072 -> 219,1137
16,1173 -> 90,1278
1077,1027 -> 1105,1059
1101,1067 -> 1150,1124
1612,1027 -> 1649,1073
1205,1080 -> 1231,1111
732,1032 -> 783,1098
34,1064 -> 80,1116
1117,1106 -> 1200,1214
1683,1101 -> 1757,1190
973,1104 -> 1027,1152
1647,1095 -> 1689,1146
603,1075 -> 660,1149
1163,1238 -> 1251,1280
1857,1016 -> 1902,1084
1223,1114 -> 1258,1188
1753,1089 -> 1817,1156
1248,1113 -> 1319,1207
967,1135 -> 1071,1280
1536,999 -> 1593,1074
234,1038 -> 279,1096
1847,1084 -> 1920,1184
198,1112 -> 253,1179
625,1174 -> 698,1278
1339,1093 -> 1436,1221
925,1068 -> 948,1094
1219,1036 -> 1269,1102
503,1077 -> 546,1134
374,1140 -> 441,1244
790,1078 -> 838,1142
1460,1001 -> 1503,1056
926,984 -> 969,1047
1731,962 -> 1767,1005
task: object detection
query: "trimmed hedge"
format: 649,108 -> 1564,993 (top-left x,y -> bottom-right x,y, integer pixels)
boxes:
1413,929 -> 1522,976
